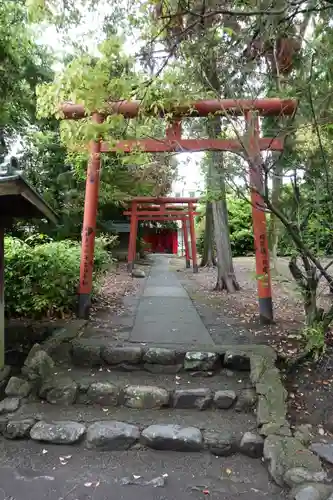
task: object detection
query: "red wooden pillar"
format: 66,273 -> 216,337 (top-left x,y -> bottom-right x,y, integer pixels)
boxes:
127,201 -> 138,272
78,113 -> 103,319
246,112 -> 273,324
188,202 -> 198,273
182,218 -> 191,268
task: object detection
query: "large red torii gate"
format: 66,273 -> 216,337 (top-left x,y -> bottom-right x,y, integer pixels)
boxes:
123,198 -> 199,272
59,97 -> 298,323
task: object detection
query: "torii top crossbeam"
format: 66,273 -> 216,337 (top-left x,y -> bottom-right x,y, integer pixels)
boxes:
60,99 -> 297,119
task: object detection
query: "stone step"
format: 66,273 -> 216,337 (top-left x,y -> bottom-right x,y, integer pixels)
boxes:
5,400 -> 263,457
64,340 -> 274,371
30,364 -> 257,411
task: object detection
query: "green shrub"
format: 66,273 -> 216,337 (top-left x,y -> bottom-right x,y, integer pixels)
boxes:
4,235 -> 112,318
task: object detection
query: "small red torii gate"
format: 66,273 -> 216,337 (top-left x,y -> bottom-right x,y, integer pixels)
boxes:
123,198 -> 200,272
59,97 -> 298,323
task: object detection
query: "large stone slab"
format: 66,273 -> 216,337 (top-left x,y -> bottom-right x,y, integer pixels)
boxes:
86,421 -> 140,450
130,294 -> 214,345
172,388 -> 212,410
123,385 -> 169,409
264,435 -> 326,487
101,346 -> 142,365
30,421 -> 86,444
141,424 -> 203,451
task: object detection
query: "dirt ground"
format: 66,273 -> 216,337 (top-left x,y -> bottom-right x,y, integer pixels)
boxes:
170,255 -> 333,434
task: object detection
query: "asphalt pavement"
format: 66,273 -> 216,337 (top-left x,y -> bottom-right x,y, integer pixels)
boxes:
0,441 -> 285,500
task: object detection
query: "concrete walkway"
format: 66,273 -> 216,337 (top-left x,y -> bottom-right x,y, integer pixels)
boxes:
130,255 -> 214,345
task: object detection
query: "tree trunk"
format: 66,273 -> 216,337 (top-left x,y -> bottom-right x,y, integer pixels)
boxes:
269,156 -> 283,274
208,143 -> 239,292
212,197 -> 239,291
200,201 -> 215,267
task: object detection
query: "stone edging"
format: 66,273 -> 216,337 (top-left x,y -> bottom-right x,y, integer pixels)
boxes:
0,418 -> 264,458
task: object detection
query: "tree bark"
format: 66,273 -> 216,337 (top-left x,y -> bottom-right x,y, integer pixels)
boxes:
208,144 -> 239,292
212,196 -> 239,291
269,155 -> 283,273
200,201 -> 215,267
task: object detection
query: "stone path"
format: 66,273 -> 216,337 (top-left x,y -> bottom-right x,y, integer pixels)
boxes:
3,255 -> 329,499
130,255 -> 214,345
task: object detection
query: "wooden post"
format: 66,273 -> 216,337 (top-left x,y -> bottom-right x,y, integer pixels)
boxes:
246,112 -> 273,324
188,202 -> 198,273
182,219 -> 191,268
78,113 -> 103,319
0,225 -> 4,368
127,201 -> 138,272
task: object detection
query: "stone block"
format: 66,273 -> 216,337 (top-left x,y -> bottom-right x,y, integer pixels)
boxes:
123,385 -> 169,409
4,418 -> 36,439
86,421 -> 140,450
30,421 -> 86,444
173,388 -> 212,410
224,351 -> 250,371
141,424 -> 203,451
203,430 -> 237,456
71,339 -> 102,367
239,432 -> 264,458
23,345 -> 54,381
132,269 -> 145,278
143,348 -> 179,365
235,388 -> 257,412
86,382 -> 119,406
184,352 -> 219,371
5,377 -> 32,398
101,346 -> 142,365
214,390 -> 237,409
0,397 -> 20,414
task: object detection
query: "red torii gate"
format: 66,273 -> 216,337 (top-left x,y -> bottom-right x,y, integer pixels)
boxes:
59,97 -> 298,323
123,198 -> 199,272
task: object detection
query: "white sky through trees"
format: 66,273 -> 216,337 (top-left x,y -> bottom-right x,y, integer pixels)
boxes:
36,4 -> 204,194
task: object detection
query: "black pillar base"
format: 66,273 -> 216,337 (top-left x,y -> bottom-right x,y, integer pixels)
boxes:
78,293 -> 91,319
186,259 -> 191,269
259,297 -> 274,324
193,264 -> 199,274
127,262 -> 134,273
